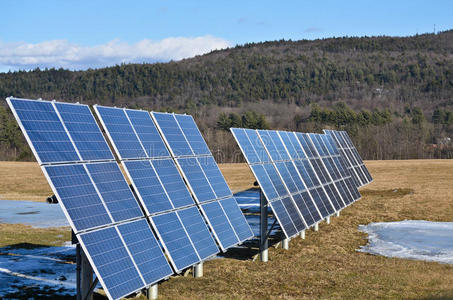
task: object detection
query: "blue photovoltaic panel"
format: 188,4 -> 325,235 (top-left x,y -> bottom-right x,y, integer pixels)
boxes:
288,132 -> 307,159
219,197 -> 254,242
125,109 -> 170,158
174,114 -> 211,156
284,161 -> 306,191
201,201 -> 239,249
44,164 -> 112,232
151,212 -> 200,271
230,128 -> 260,164
309,188 -> 330,218
55,103 -> 114,161
244,129 -> 271,163
177,157 -> 216,202
177,206 -> 219,260
268,131 -> 291,161
79,227 -> 144,300
257,130 -> 282,161
85,162 -> 143,222
94,106 -> 146,159
281,197 -> 306,231
123,160 -> 173,214
7,98 -> 80,164
117,219 -> 173,285
250,164 -> 279,201
292,193 -> 316,226
274,162 -> 298,194
151,159 -> 195,208
300,191 -> 322,223
269,199 -> 298,237
198,156 -> 232,198
278,131 -> 298,159
152,112 -> 193,156
263,164 -> 288,198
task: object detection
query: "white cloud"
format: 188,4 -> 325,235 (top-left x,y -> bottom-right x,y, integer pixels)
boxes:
0,36 -> 231,71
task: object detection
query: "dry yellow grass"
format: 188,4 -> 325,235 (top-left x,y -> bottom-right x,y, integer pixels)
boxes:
2,160 -> 453,299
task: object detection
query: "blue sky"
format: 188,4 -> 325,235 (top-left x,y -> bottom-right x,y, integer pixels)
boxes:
1,0 -> 452,72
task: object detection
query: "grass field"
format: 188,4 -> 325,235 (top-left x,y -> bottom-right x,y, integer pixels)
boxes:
1,160 -> 453,299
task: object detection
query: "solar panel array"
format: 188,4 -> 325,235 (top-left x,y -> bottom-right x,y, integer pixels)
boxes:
7,98 -> 173,300
231,128 -> 366,239
8,98 -> 252,300
151,112 -> 254,250
323,130 -> 373,187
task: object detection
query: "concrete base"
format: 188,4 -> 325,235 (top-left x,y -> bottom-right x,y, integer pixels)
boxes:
260,248 -> 268,262
193,262 -> 203,278
300,230 -> 305,239
313,223 -> 319,232
336,211 -> 340,217
282,238 -> 289,250
147,284 -> 158,300
326,216 -> 331,224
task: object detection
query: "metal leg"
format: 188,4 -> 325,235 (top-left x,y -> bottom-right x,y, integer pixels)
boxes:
81,249 -> 93,300
260,189 -> 268,262
314,223 -> 319,232
300,230 -> 305,239
282,238 -> 289,250
326,216 -> 331,224
76,244 -> 81,300
147,284 -> 158,300
193,262 -> 203,278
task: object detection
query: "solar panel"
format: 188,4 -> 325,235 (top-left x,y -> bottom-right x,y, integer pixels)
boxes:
84,162 -> 144,221
94,105 -> 146,160
200,201 -> 240,250
78,226 -> 145,300
150,212 -> 201,271
177,206 -> 220,260
324,130 -> 373,187
154,115 -> 253,246
7,98 -> 80,164
124,109 -> 170,158
116,219 -> 173,286
151,112 -> 193,156
55,102 -> 114,161
43,163 -> 113,232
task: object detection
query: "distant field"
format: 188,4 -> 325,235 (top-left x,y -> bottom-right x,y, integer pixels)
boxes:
1,160 -> 453,299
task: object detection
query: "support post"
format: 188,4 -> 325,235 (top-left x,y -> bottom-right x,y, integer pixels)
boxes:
147,284 -> 158,300
282,238 -> 289,250
300,230 -> 305,239
193,262 -> 203,278
313,222 -> 319,232
336,211 -> 340,217
259,189 -> 268,262
326,216 -> 331,225
76,244 -> 81,300
81,250 -> 94,300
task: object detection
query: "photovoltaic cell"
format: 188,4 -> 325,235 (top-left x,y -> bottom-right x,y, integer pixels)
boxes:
85,162 -> 143,222
7,98 -> 80,164
94,106 -> 146,159
151,112 -> 193,156
151,212 -> 200,271
269,199 -> 298,237
177,157 -> 216,202
174,114 -> 211,156
177,206 -> 219,260
125,109 -> 170,158
116,219 -> 173,286
219,197 -> 254,241
201,201 -> 239,250
78,227 -> 144,300
230,128 -> 260,164
250,164 -> 279,201
55,103 -> 114,161
198,156 -> 232,198
43,164 -> 112,232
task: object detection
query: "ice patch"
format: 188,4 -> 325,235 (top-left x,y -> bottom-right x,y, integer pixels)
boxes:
0,200 -> 68,228
358,220 -> 453,264
0,244 -> 77,297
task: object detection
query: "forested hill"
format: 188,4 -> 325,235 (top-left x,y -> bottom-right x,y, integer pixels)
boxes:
0,30 -> 452,161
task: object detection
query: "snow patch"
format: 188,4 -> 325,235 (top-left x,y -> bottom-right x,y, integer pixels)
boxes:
358,220 -> 453,264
